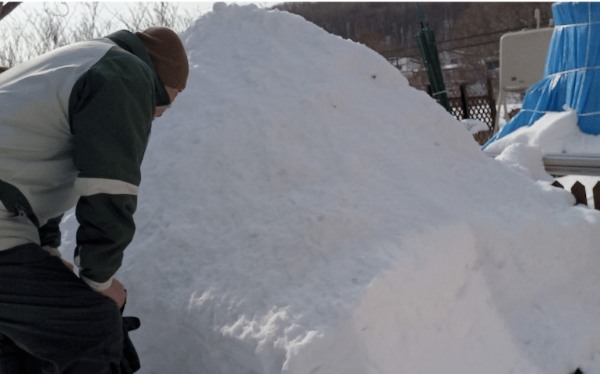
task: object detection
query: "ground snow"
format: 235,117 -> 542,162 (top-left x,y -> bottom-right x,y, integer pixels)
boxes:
58,3 -> 600,373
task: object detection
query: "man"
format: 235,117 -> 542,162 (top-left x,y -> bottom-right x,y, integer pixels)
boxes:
0,26 -> 188,373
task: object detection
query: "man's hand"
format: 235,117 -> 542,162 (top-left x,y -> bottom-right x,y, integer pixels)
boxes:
62,259 -> 75,271
99,278 -> 127,309
42,245 -> 74,271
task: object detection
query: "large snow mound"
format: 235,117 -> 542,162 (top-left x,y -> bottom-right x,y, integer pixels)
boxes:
59,3 -> 600,374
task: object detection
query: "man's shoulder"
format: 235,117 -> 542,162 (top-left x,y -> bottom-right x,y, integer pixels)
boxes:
90,44 -> 155,86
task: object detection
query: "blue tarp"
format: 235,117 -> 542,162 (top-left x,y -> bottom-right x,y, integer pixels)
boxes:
484,2 -> 600,148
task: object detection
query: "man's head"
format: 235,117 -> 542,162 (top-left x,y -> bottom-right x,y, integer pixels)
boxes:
135,27 -> 189,117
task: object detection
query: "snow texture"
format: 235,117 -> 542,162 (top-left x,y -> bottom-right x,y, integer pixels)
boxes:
57,3 -> 600,374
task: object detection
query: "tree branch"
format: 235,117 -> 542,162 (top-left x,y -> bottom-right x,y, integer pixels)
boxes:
0,2 -> 21,22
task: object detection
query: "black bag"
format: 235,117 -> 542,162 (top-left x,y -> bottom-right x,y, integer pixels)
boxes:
1,316 -> 142,374
0,335 -> 42,374
120,316 -> 141,373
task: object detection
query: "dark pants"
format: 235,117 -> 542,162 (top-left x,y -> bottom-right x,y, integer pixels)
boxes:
0,243 -> 123,373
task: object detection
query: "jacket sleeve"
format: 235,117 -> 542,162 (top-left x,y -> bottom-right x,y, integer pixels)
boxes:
69,48 -> 155,290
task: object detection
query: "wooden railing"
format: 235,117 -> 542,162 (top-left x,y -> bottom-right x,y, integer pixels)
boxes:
551,179 -> 600,210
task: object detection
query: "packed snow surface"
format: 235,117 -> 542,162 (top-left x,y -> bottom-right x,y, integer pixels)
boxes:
58,3 -> 600,374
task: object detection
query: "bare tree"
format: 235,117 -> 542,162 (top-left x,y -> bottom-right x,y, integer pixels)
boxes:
78,2 -> 102,40
0,2 -> 20,22
111,2 -> 150,31
0,2 -> 199,67
107,2 -> 193,31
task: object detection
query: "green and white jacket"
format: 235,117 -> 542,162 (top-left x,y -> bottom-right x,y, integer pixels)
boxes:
0,30 -> 170,290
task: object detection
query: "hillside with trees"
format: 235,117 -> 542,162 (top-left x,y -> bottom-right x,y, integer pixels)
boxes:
273,2 -> 553,95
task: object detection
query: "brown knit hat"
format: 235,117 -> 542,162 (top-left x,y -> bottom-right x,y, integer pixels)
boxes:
135,27 -> 189,90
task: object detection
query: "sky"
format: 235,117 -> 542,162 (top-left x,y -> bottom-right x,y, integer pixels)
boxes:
48,2 -> 600,374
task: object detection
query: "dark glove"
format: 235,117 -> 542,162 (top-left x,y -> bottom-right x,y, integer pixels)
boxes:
120,316 -> 141,373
